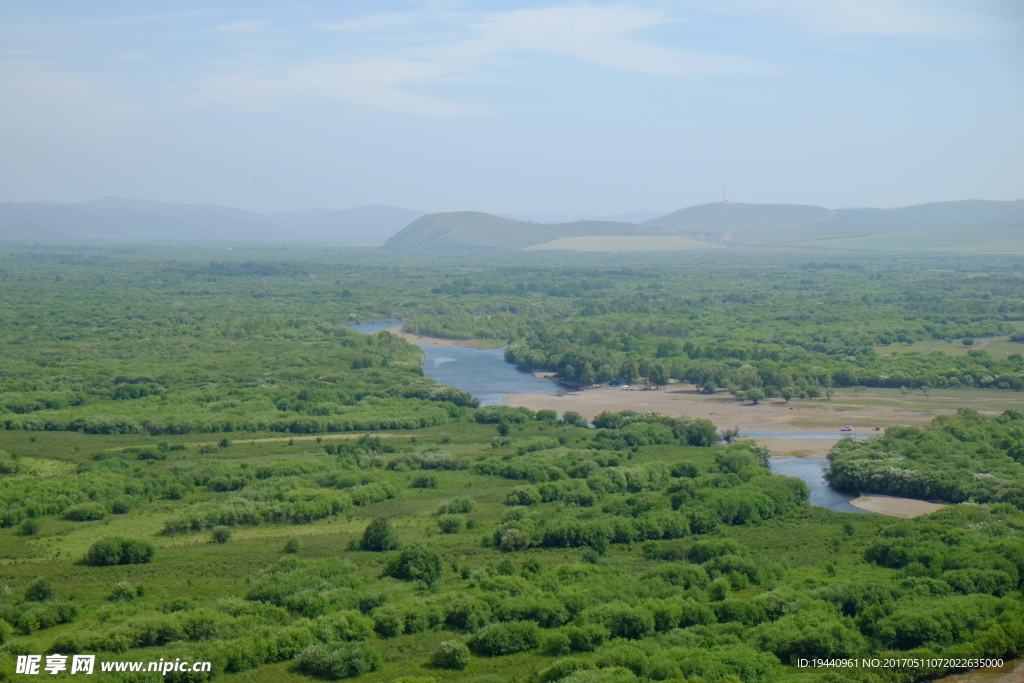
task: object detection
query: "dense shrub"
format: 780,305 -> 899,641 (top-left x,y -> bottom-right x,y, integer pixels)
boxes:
26,578 -> 56,602
295,642 -> 381,679
210,527 -> 232,544
430,640 -> 470,670
437,514 -> 465,534
63,502 -> 107,522
411,474 -> 437,489
84,537 -> 155,566
385,544 -> 443,586
18,518 -> 40,536
506,486 -> 542,506
360,518 -> 399,551
566,623 -> 609,652
469,620 -> 541,656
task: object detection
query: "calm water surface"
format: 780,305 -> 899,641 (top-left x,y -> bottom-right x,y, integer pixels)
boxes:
348,321 -> 565,406
767,457 -> 871,514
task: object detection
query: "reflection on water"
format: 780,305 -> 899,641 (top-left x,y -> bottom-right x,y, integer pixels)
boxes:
348,321 -> 565,406
348,320 -> 405,334
767,457 -> 872,514
418,344 -> 566,406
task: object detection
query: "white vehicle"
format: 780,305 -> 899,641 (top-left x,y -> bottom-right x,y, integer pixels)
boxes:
620,384 -> 631,390
840,426 -> 853,432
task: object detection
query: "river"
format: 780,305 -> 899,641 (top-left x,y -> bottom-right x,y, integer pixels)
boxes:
347,321 -> 566,406
349,321 -> 867,513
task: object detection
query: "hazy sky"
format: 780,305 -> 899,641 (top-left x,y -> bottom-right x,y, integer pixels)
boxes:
1,1 -> 1022,215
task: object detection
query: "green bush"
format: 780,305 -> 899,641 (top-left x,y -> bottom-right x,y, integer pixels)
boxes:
538,657 -> 594,683
361,517 -> 399,551
84,537 -> 155,566
385,544 -> 443,586
430,640 -> 470,670
63,502 -> 107,522
561,411 -> 587,427
505,485 -> 542,506
296,642 -> 381,679
411,474 -> 438,489
566,623 -> 609,652
0,619 -> 14,646
283,538 -> 301,553
211,527 -> 232,544
469,621 -> 541,656
18,518 -> 40,536
26,578 -> 56,602
372,607 -> 404,638
437,514 -> 465,534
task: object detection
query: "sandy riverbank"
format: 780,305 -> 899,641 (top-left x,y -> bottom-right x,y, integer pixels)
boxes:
504,384 -> 949,455
849,495 -> 947,518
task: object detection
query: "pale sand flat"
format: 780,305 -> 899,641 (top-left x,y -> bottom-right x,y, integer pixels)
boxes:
849,495 -> 946,518
503,384 -> 948,435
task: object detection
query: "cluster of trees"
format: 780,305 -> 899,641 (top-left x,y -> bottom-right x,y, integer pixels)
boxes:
828,408 -> 1024,507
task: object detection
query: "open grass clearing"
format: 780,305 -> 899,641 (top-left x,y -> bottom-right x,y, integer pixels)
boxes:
523,235 -> 724,252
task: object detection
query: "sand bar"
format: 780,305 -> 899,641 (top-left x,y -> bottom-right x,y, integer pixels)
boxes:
504,384 -> 948,456
850,495 -> 947,518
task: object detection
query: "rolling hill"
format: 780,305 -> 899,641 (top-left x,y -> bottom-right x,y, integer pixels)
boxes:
0,198 -> 424,243
382,211 -> 660,250
642,199 -> 1024,247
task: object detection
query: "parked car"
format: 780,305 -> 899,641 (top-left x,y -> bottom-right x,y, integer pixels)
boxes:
840,426 -> 853,432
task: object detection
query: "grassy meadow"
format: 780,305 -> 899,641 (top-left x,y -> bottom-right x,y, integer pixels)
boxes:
523,237 -> 722,252
791,224 -> 1024,253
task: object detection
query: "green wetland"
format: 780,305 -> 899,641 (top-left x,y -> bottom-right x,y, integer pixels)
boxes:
0,245 -> 1022,682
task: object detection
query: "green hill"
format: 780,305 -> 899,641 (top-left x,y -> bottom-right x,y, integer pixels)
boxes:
382,211 -> 656,250
642,202 -> 831,239
638,199 -> 1024,248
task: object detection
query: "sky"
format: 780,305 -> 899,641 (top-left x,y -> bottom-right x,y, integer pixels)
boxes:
1,1 -> 1022,216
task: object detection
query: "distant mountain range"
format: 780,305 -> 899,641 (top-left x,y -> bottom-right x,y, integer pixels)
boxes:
2,197 -> 1022,253
383,200 -> 1024,252
0,198 -> 425,244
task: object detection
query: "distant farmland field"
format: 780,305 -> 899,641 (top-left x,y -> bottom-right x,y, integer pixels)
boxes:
793,223 -> 1024,252
524,235 -> 722,251
873,322 -> 1024,359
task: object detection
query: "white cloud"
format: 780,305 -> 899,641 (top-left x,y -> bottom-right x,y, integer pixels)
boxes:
704,0 -> 1001,37
188,4 -> 768,116
464,6 -> 768,75
186,58 -> 484,117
